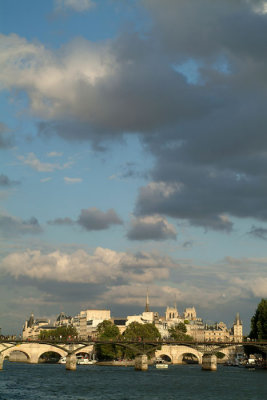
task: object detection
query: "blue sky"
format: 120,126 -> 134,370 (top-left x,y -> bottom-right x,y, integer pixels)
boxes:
1,0 -> 267,334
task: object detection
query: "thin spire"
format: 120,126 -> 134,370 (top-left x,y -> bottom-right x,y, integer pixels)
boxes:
145,288 -> 150,312
235,312 -> 242,325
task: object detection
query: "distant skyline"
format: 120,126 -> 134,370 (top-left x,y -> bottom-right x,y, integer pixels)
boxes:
1,0 -> 267,335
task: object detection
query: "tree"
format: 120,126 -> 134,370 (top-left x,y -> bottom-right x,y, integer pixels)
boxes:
122,322 -> 161,359
250,299 -> 267,340
39,325 -> 78,340
97,320 -> 120,338
95,320 -> 122,361
168,322 -> 193,342
123,322 -> 161,341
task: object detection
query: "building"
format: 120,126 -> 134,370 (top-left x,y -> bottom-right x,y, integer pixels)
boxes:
165,304 -> 179,321
22,314 -> 56,340
111,318 -> 127,334
184,307 -> 197,321
21,302 -> 243,343
125,292 -> 156,327
54,312 -> 72,327
231,313 -> 243,342
162,305 -> 242,342
204,322 -> 231,342
74,309 -> 111,339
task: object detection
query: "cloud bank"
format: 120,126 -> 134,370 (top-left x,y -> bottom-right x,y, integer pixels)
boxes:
0,214 -> 42,237
2,1 -> 267,231
54,0 -> 95,13
1,248 -> 267,313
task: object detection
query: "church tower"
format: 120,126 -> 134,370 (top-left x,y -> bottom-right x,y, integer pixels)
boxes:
233,312 -> 243,343
165,303 -> 179,321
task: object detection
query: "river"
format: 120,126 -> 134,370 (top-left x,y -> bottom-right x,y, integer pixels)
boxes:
0,362 -> 266,400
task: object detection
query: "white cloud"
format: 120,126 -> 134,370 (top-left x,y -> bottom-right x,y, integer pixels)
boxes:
1,247 -> 266,320
249,278 -> 267,297
47,151 -> 63,158
145,182 -> 182,198
64,177 -> 82,184
40,177 -> 52,183
55,0 -> 95,13
18,152 -> 72,172
1,247 -> 175,284
101,284 -> 182,307
0,34 -> 116,120
252,1 -> 267,14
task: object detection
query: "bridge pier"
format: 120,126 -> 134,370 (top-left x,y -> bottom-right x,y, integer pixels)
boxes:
66,354 -> 77,371
0,354 -> 3,370
202,354 -> 217,371
135,354 -> 148,371
28,353 -> 40,364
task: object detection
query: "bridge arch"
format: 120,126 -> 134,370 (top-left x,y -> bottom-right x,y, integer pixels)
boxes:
5,349 -> 30,362
2,343 -> 67,364
158,354 -> 172,362
1,343 -> 95,364
1,346 -> 31,362
177,351 -> 200,364
155,345 -> 203,364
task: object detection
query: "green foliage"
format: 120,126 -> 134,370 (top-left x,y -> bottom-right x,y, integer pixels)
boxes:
122,322 -> 161,359
123,322 -> 161,341
96,320 -> 122,361
176,322 -> 187,333
168,322 -> 193,342
250,299 -> 267,340
39,325 -> 78,340
97,320 -> 120,338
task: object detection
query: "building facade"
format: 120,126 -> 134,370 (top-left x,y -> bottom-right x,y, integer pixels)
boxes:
22,314 -> 55,340
21,301 -> 243,343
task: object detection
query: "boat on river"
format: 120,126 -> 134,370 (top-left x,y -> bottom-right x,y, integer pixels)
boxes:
58,356 -> 96,365
77,356 -> 96,365
155,358 -> 168,369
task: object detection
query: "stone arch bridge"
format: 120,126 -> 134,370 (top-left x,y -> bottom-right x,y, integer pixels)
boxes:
0,341 -> 94,364
0,340 -> 248,370
155,344 -> 203,364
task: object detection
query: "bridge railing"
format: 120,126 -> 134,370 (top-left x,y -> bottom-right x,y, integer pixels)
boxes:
1,338 -> 267,346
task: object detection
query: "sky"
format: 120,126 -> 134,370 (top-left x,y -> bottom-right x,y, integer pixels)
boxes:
1,0 -> 267,335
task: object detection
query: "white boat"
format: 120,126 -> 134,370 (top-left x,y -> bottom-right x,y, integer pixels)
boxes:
58,355 -> 96,365
77,356 -> 96,365
155,358 -> 168,369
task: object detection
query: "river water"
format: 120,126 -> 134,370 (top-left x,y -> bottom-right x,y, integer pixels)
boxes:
0,362 -> 266,400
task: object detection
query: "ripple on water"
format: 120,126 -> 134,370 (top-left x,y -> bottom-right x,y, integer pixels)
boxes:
0,363 -> 266,400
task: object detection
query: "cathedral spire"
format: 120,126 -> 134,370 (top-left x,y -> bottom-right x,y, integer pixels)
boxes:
174,294 -> 177,310
235,312 -> 242,325
145,288 -> 150,312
